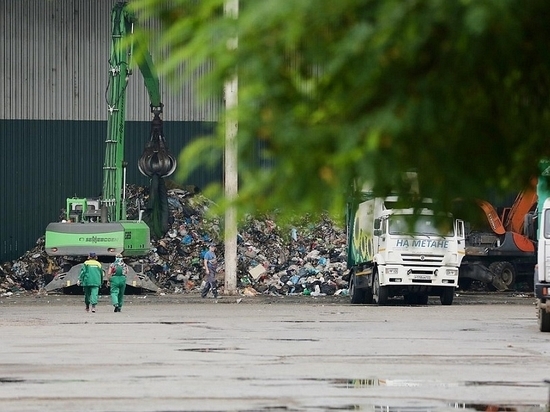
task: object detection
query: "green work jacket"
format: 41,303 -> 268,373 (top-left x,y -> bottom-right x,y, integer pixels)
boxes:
79,259 -> 104,287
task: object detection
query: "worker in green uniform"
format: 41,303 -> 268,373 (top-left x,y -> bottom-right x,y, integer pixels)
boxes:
77,252 -> 104,313
107,253 -> 128,312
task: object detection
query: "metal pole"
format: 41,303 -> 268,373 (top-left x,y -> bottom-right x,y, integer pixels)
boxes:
224,0 -> 238,295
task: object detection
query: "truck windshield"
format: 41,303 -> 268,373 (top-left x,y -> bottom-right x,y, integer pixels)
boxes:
388,215 -> 453,236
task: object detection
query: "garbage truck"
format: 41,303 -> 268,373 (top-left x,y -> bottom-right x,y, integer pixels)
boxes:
534,198 -> 550,332
44,2 -> 176,292
346,189 -> 466,305
534,160 -> 550,332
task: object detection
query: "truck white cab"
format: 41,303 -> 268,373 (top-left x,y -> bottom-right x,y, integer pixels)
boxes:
534,198 -> 550,332
347,195 -> 465,305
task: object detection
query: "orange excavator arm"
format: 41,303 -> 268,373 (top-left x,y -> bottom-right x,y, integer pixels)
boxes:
476,199 -> 506,235
502,178 -> 538,234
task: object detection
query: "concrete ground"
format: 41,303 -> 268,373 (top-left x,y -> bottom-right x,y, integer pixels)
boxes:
0,291 -> 548,412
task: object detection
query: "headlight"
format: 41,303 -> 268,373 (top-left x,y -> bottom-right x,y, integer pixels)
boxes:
386,267 -> 399,275
446,269 -> 458,276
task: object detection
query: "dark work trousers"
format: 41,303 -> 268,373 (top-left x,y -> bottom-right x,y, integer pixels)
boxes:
201,275 -> 218,298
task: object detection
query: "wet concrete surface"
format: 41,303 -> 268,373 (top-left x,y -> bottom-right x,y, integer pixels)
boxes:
0,292 -> 548,411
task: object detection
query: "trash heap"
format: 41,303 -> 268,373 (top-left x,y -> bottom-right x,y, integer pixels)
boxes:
0,186 -> 350,297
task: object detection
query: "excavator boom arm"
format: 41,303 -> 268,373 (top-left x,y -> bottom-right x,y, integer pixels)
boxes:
103,1 -> 175,224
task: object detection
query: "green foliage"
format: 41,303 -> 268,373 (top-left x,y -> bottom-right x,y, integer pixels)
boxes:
130,0 -> 550,223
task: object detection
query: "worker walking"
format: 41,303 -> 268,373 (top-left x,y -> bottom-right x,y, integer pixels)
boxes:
77,252 -> 104,313
107,253 -> 128,312
201,243 -> 219,299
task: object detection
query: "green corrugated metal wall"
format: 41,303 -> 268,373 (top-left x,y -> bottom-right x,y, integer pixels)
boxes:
0,0 -> 224,262
0,119 -> 218,261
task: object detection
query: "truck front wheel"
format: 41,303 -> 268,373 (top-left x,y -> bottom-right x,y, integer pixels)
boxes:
373,272 -> 388,305
538,302 -> 550,332
440,288 -> 454,305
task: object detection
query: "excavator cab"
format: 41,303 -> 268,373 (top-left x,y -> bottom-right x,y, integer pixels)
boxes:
66,197 -> 103,223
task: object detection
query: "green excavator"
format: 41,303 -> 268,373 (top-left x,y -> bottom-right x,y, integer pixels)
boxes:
44,1 -> 176,292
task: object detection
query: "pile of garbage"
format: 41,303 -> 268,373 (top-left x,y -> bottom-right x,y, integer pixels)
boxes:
0,185 -> 350,297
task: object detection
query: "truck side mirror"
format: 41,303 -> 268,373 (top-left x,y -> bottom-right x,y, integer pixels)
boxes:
373,218 -> 382,236
523,212 -> 536,240
455,219 -> 465,239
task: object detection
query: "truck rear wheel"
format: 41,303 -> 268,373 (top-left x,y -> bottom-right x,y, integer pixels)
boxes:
373,272 -> 388,305
364,286 -> 373,304
440,288 -> 454,305
539,303 -> 550,332
349,273 -> 366,304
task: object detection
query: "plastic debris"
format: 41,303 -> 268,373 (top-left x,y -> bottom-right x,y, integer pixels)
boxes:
0,185 -> 350,297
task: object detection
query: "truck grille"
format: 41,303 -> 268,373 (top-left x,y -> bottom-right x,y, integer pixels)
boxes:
401,253 -> 444,265
412,279 -> 433,283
